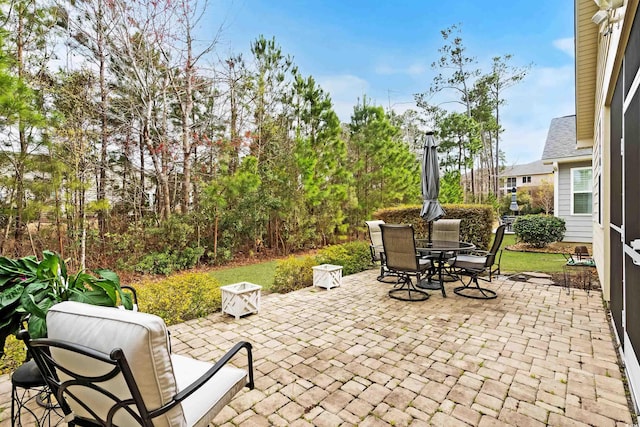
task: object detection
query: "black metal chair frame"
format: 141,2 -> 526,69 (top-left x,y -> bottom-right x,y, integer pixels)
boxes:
380,224 -> 432,302
11,358 -> 62,427
452,225 -> 506,300
10,286 -> 141,427
18,330 -> 254,427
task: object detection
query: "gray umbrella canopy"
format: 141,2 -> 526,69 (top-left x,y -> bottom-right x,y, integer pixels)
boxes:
420,132 -> 445,222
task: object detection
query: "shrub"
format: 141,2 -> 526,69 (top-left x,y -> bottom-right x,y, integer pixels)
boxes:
374,204 -> 494,250
317,241 -> 371,275
272,256 -> 318,293
134,247 -> 205,275
513,215 -> 566,248
0,335 -> 26,374
135,273 -> 222,325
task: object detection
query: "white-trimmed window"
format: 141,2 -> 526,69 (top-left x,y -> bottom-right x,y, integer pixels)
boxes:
506,177 -> 516,189
522,176 -> 531,184
571,167 -> 593,215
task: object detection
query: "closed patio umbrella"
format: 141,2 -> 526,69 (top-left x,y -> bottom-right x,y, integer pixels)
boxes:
420,132 -> 445,240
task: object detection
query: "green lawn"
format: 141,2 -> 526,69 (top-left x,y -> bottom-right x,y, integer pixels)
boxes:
208,261 -> 278,290
498,234 -> 568,273
205,234 -> 568,291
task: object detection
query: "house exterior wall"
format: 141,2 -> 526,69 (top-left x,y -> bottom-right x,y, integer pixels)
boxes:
556,160 -> 593,242
500,172 -> 553,196
580,0 -> 640,410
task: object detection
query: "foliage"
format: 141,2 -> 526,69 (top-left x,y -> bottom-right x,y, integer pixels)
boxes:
415,24 -> 529,202
134,247 -> 205,275
346,98 -> 421,229
272,256 -> 318,294
135,273 -> 222,326
0,251 -> 132,356
439,171 -> 464,203
513,215 -> 566,248
374,204 -> 494,250
317,241 -> 372,276
499,190 -> 542,216
0,335 -> 26,374
532,181 -> 554,214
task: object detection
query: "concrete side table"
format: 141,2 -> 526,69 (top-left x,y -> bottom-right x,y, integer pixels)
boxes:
313,264 -> 343,290
221,282 -> 262,319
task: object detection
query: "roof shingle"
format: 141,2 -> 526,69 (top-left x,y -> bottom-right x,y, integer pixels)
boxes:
541,115 -> 591,161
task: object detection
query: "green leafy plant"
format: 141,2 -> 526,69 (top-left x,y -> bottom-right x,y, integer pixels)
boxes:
133,247 -> 205,275
513,215 -> 566,248
0,251 -> 133,356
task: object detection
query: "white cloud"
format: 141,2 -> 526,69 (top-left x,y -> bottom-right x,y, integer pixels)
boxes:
553,37 -> 575,58
318,74 -> 370,122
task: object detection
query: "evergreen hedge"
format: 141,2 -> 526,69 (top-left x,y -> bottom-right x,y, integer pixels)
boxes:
372,204 -> 494,250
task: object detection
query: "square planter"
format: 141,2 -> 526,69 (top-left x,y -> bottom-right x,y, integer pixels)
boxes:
313,264 -> 343,290
220,282 -> 262,319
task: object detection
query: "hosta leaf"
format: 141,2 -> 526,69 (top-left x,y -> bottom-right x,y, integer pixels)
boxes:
118,291 -> 134,310
27,315 -> 47,339
89,280 -> 117,304
21,293 -> 48,319
69,289 -> 114,306
17,256 -> 39,274
95,269 -> 120,287
0,276 -> 18,288
70,272 -> 94,289
0,285 -> 25,307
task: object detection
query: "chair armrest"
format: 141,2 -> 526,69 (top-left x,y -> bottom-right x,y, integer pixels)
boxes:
467,250 -> 490,257
173,341 -> 254,402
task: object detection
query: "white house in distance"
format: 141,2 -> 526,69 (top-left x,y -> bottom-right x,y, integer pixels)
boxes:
541,115 -> 593,242
575,0 -> 640,409
499,160 -> 553,197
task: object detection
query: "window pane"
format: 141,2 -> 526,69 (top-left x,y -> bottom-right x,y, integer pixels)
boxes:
573,169 -> 592,192
574,193 -> 593,214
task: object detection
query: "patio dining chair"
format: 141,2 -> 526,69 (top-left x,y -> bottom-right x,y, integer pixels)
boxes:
366,220 -> 397,282
379,224 -> 432,301
431,218 -> 463,281
431,219 -> 462,242
19,301 -> 254,427
449,224 -> 506,299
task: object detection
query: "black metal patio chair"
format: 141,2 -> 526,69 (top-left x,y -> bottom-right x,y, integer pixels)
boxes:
380,224 -> 431,301
449,224 -> 506,299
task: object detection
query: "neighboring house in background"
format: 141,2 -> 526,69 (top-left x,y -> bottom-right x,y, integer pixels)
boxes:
541,115 -> 592,243
575,0 -> 639,410
498,160 -> 554,197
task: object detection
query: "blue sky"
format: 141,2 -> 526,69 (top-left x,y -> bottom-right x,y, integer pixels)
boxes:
206,0 -> 576,165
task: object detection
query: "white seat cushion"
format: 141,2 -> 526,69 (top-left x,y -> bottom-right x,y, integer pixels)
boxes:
172,354 -> 247,427
47,301 -> 186,427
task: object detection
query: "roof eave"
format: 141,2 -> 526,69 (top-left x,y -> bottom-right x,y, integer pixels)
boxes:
574,0 -> 600,145
542,154 -> 592,164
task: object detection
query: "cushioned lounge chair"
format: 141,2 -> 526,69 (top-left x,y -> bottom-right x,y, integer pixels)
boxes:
20,301 -> 254,427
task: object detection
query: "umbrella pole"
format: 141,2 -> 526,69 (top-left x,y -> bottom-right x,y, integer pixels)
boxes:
428,221 -> 432,243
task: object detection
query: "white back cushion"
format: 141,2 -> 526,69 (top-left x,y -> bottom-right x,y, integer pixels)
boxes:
46,301 -> 186,427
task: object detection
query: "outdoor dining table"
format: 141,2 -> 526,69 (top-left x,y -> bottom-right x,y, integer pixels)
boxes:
414,240 -> 476,293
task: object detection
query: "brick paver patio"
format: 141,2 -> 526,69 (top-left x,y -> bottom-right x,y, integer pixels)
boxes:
0,270 -> 635,426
